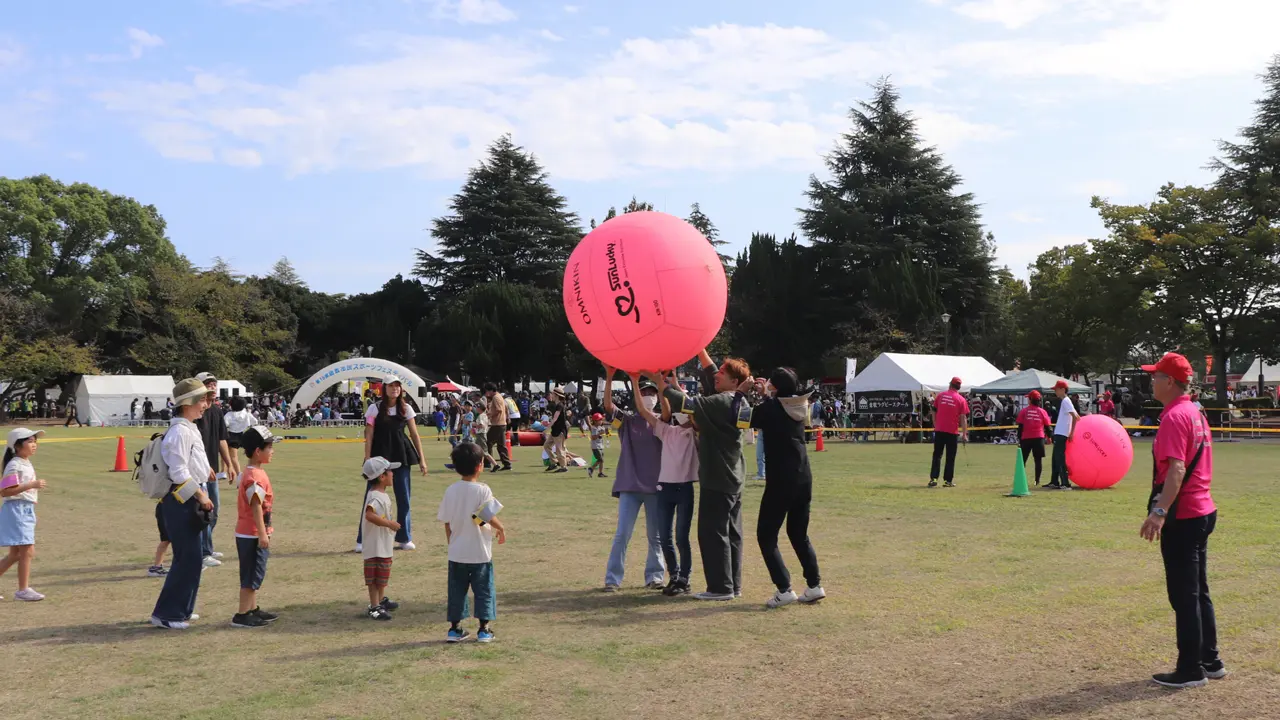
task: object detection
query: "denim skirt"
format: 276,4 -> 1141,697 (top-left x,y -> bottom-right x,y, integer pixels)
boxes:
0,500 -> 36,546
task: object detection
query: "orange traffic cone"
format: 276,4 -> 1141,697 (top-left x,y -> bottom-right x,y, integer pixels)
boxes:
814,427 -> 826,452
111,436 -> 130,472
505,431 -> 514,463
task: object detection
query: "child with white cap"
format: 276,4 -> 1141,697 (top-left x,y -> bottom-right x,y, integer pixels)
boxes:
0,428 -> 48,601
361,456 -> 402,621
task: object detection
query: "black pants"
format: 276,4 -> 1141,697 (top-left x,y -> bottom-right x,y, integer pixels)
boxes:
1020,438 -> 1045,484
486,425 -> 511,467
698,487 -> 743,595
930,432 -> 959,482
757,482 -> 820,592
1161,511 -> 1219,674
1050,437 -> 1070,486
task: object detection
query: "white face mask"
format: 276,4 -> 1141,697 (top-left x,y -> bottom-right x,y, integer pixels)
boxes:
642,395 -> 658,411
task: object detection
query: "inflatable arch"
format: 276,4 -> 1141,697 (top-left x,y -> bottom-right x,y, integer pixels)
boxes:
290,358 -> 427,411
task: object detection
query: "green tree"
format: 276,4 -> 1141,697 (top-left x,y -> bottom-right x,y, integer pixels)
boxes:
0,292 -> 97,412
269,256 -> 305,287
0,175 -> 178,370
685,202 -> 732,271
726,233 -> 828,378
1212,54 -> 1280,229
414,135 -> 582,300
427,282 -> 562,385
1093,185 -> 1280,401
799,79 -> 996,357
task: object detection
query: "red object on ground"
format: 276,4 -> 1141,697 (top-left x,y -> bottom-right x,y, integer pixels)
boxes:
814,428 -> 825,452
505,431 -> 514,462
516,431 -> 544,447
111,436 -> 130,472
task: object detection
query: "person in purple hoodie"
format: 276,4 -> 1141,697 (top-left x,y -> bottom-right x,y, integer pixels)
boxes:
600,365 -> 666,592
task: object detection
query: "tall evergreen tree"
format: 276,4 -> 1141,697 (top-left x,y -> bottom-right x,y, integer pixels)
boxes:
414,134 -> 582,300
269,256 -> 305,287
685,202 -> 732,270
1213,54 -> 1280,229
726,233 -> 828,378
799,79 -> 995,356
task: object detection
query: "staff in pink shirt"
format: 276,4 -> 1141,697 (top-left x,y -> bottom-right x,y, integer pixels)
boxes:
928,377 -> 969,488
1139,352 -> 1223,689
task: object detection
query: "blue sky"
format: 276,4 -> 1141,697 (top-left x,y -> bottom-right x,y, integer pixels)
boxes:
3,0 -> 1279,293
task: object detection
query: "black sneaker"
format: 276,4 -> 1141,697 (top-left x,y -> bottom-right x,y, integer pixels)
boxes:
555,467 -> 569,473
597,472 -> 608,478
1202,660 -> 1228,679
231,612 -> 269,628
252,607 -> 279,623
544,466 -> 556,473
1152,670 -> 1208,688
500,465 -> 512,472
943,481 -> 956,488
1060,484 -> 1073,491
645,580 -> 666,590
664,578 -> 691,596
379,597 -> 400,611
367,605 -> 392,621
927,479 -> 938,488
1044,483 -> 1061,490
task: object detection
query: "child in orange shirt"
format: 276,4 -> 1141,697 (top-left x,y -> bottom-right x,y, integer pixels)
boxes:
232,426 -> 281,628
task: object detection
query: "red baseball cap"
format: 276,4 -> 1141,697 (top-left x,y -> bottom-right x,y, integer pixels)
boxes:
1053,380 -> 1069,391
1027,390 -> 1042,401
1142,352 -> 1194,383
950,377 -> 962,385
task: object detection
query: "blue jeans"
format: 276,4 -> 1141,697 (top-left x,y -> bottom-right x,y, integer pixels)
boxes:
356,466 -> 412,544
755,433 -> 766,479
656,483 -> 695,581
447,561 -> 496,623
605,492 -> 665,586
200,480 -> 219,557
152,493 -> 203,622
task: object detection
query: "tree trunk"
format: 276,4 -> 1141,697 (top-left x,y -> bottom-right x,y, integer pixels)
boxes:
1214,346 -> 1230,425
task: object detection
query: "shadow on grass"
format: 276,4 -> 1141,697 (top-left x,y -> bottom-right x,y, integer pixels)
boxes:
38,574 -> 155,589
500,588 -> 761,626
0,620 -> 158,646
950,680 -> 1161,720
36,563 -> 141,577
280,640 -> 437,662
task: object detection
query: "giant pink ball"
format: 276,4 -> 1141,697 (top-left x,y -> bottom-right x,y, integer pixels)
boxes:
1065,414 -> 1134,489
563,211 -> 727,373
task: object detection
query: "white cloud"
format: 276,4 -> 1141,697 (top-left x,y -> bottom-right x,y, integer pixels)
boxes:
1067,179 -> 1127,198
221,148 -> 264,167
539,29 -> 564,42
1009,210 -> 1044,224
909,104 -> 1009,152
127,27 -> 164,59
563,4 -> 580,13
0,90 -> 54,142
997,235 -> 1090,276
141,122 -> 217,163
0,40 -> 22,71
433,0 -> 516,24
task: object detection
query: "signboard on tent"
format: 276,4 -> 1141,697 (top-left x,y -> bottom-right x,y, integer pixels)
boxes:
855,391 -> 913,414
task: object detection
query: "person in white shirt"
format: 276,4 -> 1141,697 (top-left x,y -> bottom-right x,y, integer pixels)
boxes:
636,382 -> 699,597
224,396 -> 254,451
150,378 -> 217,630
1049,380 -> 1081,490
438,443 -> 506,643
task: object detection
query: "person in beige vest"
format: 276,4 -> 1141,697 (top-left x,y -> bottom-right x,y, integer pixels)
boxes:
483,383 -> 512,472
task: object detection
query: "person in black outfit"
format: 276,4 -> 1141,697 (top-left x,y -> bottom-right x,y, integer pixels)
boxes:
143,397 -> 154,422
748,368 -> 825,609
357,376 -> 428,551
194,373 -> 235,566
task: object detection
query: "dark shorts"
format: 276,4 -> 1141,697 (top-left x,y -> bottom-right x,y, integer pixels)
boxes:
592,449 -> 604,462
364,557 -> 393,586
227,432 -> 244,449
236,536 -> 270,590
155,502 -> 169,543
1020,437 -> 1046,459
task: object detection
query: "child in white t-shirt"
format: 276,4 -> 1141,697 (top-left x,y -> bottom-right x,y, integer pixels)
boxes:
437,442 -> 506,643
0,429 -> 47,601
361,457 -> 402,621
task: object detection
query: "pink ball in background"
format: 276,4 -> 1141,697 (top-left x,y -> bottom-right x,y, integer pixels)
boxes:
1065,414 -> 1134,489
563,211 -> 727,373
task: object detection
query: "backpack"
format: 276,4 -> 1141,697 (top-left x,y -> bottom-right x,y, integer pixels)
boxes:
135,431 -> 172,499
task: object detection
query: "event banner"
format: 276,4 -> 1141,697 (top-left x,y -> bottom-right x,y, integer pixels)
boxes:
845,358 -> 858,394
855,390 -> 913,414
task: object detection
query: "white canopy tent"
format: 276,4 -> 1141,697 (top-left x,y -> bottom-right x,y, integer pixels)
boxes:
216,379 -> 253,399
848,353 -> 1005,394
75,375 -> 175,426
1237,358 -> 1280,385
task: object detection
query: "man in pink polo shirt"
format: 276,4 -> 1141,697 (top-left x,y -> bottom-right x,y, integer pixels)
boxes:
1139,352 -> 1223,689
928,377 -> 969,488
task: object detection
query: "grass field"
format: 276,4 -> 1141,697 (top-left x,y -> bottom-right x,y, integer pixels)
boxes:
2,424 -> 1279,719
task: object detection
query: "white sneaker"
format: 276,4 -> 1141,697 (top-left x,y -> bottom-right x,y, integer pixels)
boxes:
202,556 -> 222,568
766,589 -> 798,609
396,542 -> 416,550
353,543 -> 363,553
798,586 -> 826,604
149,616 -> 190,630
186,614 -> 200,622
210,551 -> 225,559
13,588 -> 44,602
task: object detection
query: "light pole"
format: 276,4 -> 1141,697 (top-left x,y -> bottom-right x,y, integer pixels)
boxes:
941,313 -> 951,354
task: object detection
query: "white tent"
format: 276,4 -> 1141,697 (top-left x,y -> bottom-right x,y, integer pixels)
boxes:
217,379 -> 253,399
1237,358 -> 1280,385
75,375 -> 175,426
847,353 -> 1004,394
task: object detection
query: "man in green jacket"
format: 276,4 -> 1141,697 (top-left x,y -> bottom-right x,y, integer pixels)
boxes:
660,350 -> 753,601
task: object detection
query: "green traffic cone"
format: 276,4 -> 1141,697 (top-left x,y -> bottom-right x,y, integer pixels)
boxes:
1006,443 -> 1031,497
